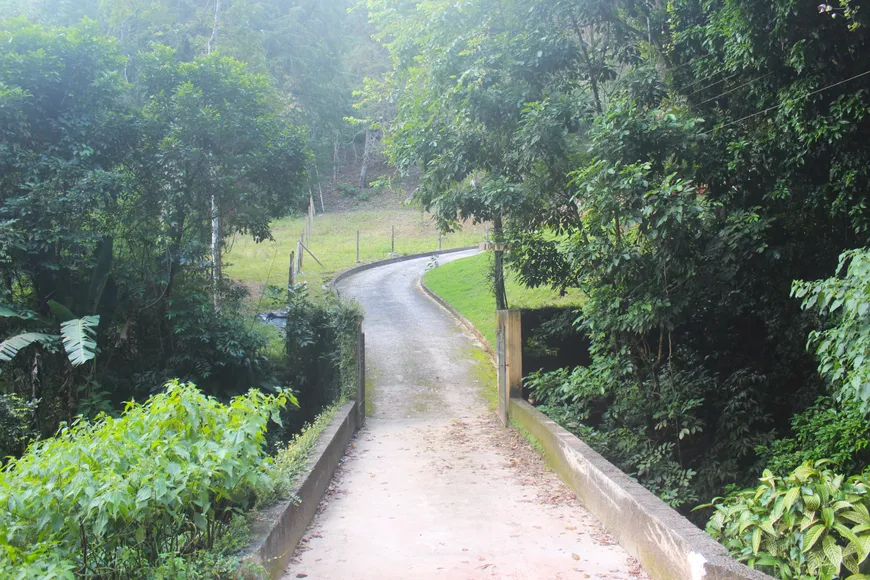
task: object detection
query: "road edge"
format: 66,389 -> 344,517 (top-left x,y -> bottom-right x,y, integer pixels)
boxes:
329,246 -> 477,297
242,401 -> 359,578
418,267 -> 772,580
417,276 -> 496,364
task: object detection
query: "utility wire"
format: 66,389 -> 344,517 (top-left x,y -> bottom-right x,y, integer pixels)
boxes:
687,71 -> 740,97
704,68 -> 870,135
679,67 -> 731,92
697,71 -> 774,105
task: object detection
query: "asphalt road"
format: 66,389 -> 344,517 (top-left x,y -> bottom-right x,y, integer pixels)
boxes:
282,251 -> 644,580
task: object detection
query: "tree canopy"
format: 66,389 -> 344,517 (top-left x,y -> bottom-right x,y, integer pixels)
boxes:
0,17 -> 309,431
367,0 -> 870,527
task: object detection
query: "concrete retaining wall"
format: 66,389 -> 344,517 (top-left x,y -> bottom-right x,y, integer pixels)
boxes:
418,277 -> 495,361
509,400 -> 771,580
330,246 -> 476,297
244,401 -> 358,578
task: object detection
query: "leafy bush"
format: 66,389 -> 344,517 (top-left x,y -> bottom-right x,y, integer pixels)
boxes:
0,381 -> 293,578
0,393 -> 36,461
337,183 -> 359,197
760,397 -> 870,477
703,461 -> 870,579
793,248 -> 870,410
528,350 -> 706,508
164,279 -> 268,397
277,284 -> 362,434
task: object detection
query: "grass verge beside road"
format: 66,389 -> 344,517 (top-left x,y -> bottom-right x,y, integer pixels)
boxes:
227,209 -> 485,302
423,252 -> 584,347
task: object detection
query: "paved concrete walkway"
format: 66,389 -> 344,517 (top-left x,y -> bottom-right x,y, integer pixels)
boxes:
282,251 -> 646,580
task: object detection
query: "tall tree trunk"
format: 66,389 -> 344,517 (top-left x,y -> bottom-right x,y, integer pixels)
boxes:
207,0 -> 222,311
569,14 -> 603,115
359,128 -> 373,189
208,0 -> 220,55
333,139 -> 340,183
493,215 -> 508,310
211,195 -> 222,312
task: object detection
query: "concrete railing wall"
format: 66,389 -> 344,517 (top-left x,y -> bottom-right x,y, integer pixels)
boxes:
491,309 -> 771,580
509,400 -> 770,580
244,401 -> 359,578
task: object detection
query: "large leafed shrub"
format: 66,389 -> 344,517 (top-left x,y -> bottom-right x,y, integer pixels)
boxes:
703,461 -> 870,579
0,381 -> 293,578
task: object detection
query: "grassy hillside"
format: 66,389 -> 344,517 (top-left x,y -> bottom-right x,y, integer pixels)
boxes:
423,252 -> 584,347
226,209 -> 486,301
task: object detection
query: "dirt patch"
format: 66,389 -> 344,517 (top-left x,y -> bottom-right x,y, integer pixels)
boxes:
317,165 -> 420,214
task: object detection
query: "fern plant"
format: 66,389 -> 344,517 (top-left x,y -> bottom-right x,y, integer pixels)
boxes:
701,460 -> 870,579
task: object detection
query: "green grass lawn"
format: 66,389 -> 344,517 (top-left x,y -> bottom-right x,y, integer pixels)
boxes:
226,209 -> 486,302
423,252 -> 584,347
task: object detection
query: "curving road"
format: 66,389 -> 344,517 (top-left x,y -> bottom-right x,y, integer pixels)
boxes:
282,252 -> 644,580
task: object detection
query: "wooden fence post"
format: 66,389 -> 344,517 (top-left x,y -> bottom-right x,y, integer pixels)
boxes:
296,240 -> 303,273
306,214 -> 311,245
357,323 -> 366,429
496,310 -> 523,426
438,233 -> 442,251
288,251 -> 295,286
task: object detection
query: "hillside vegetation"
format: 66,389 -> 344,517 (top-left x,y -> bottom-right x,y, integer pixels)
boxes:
366,0 -> 870,576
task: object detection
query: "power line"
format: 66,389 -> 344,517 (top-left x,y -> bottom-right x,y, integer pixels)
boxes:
679,68 -> 731,93
697,71 -> 774,105
704,68 -> 870,135
687,71 -> 740,97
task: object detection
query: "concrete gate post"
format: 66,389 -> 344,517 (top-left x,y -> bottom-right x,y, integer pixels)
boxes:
496,310 -> 522,426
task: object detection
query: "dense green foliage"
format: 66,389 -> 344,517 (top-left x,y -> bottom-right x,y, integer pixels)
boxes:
366,0 -> 870,556
0,381 -> 291,578
0,394 -> 36,461
273,284 -> 363,436
0,18 -> 309,436
759,397 -> 870,479
0,0 -> 389,181
703,462 -> 870,578
794,249 -> 870,410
